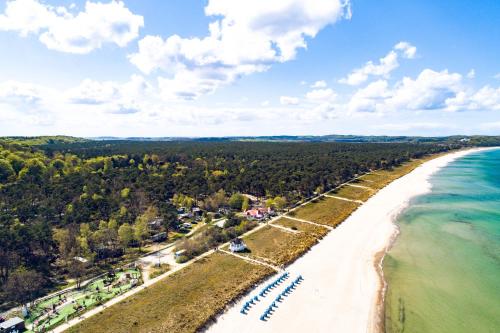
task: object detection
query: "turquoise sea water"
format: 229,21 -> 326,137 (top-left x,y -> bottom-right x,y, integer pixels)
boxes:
384,149 -> 500,333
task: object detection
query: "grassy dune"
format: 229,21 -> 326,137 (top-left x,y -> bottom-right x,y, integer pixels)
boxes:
332,184 -> 374,201
290,196 -> 359,227
239,225 -> 318,266
67,253 -> 273,333
273,217 -> 329,239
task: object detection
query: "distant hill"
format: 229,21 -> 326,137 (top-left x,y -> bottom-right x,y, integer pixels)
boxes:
0,136 -> 88,146
89,134 -> 497,145
2,134 -> 499,146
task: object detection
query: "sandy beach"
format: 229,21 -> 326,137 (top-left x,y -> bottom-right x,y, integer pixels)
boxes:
205,148 -> 488,333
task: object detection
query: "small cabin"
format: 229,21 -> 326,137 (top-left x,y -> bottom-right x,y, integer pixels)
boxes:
0,317 -> 25,333
229,238 -> 246,252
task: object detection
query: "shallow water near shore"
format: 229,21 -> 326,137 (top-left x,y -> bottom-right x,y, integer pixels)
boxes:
384,149 -> 500,333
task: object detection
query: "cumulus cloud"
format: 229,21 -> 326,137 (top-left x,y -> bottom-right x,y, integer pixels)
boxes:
394,41 -> 417,59
280,96 -> 300,105
446,85 -> 500,112
386,69 -> 462,111
347,80 -> 390,113
347,68 -> 500,114
129,0 -> 351,99
339,41 -> 416,86
0,0 -> 143,53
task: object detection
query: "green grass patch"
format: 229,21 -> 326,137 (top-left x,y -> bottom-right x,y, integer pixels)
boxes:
290,196 -> 359,227
67,253 -> 273,333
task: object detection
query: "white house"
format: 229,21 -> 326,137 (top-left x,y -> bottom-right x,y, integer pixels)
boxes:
229,238 -> 246,252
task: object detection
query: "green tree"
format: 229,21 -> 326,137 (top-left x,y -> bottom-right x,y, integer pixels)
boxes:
241,196 -> 250,212
18,158 -> 46,181
4,267 -> 44,306
273,196 -> 287,211
0,159 -> 15,183
228,193 -> 244,210
134,215 -> 150,248
118,223 -> 134,247
265,198 -> 275,209
6,153 -> 24,174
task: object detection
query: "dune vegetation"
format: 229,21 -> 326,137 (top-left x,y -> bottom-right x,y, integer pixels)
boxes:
67,253 -> 273,333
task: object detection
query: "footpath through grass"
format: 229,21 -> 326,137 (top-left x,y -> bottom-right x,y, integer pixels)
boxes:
67,253 -> 273,333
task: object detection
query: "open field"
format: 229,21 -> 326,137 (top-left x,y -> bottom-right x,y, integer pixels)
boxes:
67,253 -> 273,333
332,184 -> 375,201
289,196 -> 360,227
273,217 -> 329,239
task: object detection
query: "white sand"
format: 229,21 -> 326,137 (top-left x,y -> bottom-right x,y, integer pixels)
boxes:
206,148 -> 489,333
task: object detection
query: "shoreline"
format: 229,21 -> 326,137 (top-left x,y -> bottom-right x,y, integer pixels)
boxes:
205,148 -> 492,333
374,147 -> 497,333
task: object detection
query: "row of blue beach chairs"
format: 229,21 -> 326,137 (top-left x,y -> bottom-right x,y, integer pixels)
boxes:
260,275 -> 303,321
240,272 -> 290,315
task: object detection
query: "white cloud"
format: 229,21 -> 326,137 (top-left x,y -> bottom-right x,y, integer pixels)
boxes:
456,86 -> 500,111
261,100 -> 270,106
347,80 -> 390,113
386,69 -> 462,111
0,0 -> 143,54
306,88 -> 336,102
311,80 -> 327,88
0,80 -> 46,106
394,41 -> 417,59
129,0 -> 351,99
339,41 -> 417,86
280,96 -> 300,105
466,69 -> 475,79
346,68 -> 500,114
66,75 -> 153,113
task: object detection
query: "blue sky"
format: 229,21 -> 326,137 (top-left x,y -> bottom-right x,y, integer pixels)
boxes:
0,0 -> 499,137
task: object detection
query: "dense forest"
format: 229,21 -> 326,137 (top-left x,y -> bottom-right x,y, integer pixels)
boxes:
0,135 -> 495,308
